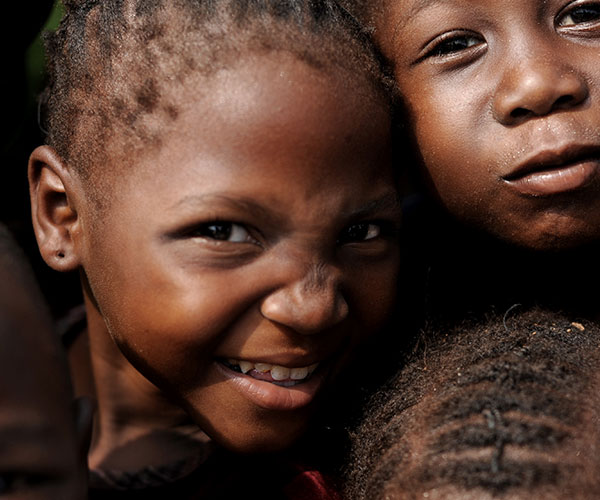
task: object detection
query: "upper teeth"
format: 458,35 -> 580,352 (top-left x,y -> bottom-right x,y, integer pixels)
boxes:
227,359 -> 318,380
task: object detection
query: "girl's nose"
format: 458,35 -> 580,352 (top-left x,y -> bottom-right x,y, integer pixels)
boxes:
260,263 -> 349,335
492,53 -> 588,125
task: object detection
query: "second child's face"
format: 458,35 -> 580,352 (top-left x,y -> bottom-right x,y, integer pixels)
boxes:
76,53 -> 400,452
376,0 -> 600,249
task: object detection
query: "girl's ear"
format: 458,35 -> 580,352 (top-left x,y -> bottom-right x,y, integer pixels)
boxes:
28,146 -> 82,272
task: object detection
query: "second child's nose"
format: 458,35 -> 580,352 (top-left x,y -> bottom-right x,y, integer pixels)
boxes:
260,264 -> 349,335
493,55 -> 588,125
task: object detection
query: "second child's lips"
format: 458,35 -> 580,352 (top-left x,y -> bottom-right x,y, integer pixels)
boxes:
503,145 -> 600,196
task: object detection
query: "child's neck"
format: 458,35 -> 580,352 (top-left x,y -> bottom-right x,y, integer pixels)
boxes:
82,291 -> 211,474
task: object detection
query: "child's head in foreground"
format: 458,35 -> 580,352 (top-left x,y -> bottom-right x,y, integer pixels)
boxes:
345,0 -> 600,250
345,307 -> 600,499
0,223 -> 88,499
28,0 -> 401,454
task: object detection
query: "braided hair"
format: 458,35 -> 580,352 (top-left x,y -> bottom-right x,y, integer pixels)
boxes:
345,308 -> 600,499
41,0 -> 393,187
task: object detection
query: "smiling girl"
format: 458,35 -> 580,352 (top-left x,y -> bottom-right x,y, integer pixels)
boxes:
28,0 -> 400,497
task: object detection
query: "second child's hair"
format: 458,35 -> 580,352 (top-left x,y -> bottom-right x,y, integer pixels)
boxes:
42,0 -> 393,187
345,308 -> 600,499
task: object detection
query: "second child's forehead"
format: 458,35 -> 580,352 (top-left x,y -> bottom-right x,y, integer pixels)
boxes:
380,0 -> 565,39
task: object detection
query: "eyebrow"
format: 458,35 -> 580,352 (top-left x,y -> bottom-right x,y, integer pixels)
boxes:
170,191 -> 401,222
169,194 -> 287,226
345,192 -> 402,219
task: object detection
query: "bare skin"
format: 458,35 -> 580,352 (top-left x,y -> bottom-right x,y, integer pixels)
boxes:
81,302 -> 210,473
370,0 -> 600,250
29,51 -> 399,474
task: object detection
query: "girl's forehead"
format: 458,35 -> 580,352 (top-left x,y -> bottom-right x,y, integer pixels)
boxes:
81,54 -> 394,232
95,50 -> 390,177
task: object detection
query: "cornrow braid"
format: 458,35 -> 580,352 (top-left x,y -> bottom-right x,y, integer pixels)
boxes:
345,308 -> 600,500
41,0 -> 393,185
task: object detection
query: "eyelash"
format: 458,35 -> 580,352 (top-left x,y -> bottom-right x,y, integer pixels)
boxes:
419,30 -> 485,64
337,221 -> 398,245
187,221 -> 259,245
427,32 -> 483,57
556,0 -> 600,28
184,220 -> 396,246
419,1 -> 600,64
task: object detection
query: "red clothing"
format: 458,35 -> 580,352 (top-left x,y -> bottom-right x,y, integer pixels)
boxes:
283,464 -> 343,500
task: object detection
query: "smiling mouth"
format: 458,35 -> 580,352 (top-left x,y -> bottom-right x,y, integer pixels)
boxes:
220,359 -> 319,387
503,147 -> 600,196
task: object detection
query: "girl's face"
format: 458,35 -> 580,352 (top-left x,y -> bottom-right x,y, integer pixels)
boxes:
375,0 -> 600,249
76,53 -> 400,452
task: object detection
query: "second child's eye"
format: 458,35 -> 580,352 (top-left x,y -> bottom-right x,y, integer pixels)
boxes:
557,1 -> 600,27
430,35 -> 481,56
420,31 -> 485,62
338,223 -> 381,244
192,222 -> 253,243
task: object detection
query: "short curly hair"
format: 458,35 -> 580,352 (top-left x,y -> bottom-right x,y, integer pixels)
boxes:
345,307 -> 600,499
41,0 -> 394,185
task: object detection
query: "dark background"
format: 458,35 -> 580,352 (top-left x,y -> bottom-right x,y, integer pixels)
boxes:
2,1 -> 82,320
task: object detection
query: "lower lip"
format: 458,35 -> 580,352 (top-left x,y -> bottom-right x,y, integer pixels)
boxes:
216,362 -> 327,411
504,159 -> 599,196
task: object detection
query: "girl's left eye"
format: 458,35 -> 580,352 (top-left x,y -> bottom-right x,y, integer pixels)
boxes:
338,223 -> 382,244
557,1 -> 600,26
191,222 -> 253,243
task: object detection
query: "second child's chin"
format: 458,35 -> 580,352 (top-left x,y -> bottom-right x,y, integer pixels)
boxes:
456,197 -> 600,252
491,215 -> 600,252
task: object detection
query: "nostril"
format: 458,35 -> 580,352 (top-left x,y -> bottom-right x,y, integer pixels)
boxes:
555,94 -> 574,108
510,107 -> 530,119
509,94 -> 578,121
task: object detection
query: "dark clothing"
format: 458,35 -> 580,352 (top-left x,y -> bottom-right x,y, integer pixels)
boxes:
88,449 -> 342,500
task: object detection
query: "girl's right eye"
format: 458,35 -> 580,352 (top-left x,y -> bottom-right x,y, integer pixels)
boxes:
189,222 -> 255,244
420,31 -> 485,62
338,222 -> 382,244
